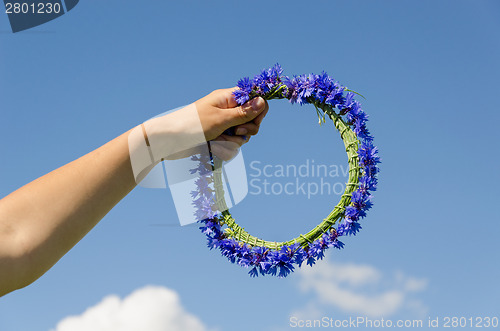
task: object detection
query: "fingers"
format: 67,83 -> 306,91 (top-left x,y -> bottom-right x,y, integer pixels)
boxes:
253,99 -> 269,126
210,143 -> 238,161
209,135 -> 247,161
234,122 -> 259,136
221,96 -> 267,128
216,134 -> 249,147
232,99 -> 268,136
194,88 -> 269,142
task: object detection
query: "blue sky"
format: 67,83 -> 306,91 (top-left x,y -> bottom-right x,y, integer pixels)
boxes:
1,1 -> 499,330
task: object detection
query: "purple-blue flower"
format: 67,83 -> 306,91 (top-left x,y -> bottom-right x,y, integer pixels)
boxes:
234,76 -> 253,104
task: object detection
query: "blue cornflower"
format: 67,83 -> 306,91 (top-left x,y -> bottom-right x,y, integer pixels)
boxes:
248,267 -> 259,277
283,76 -> 300,103
198,218 -> 221,236
310,235 -> 331,261
339,217 -> 362,236
313,72 -> 334,103
351,190 -> 373,218
194,196 -> 217,220
250,246 -> 267,263
268,63 -> 283,81
267,246 -> 295,278
194,176 -> 211,194
337,223 -> 346,237
288,243 -> 306,267
199,221 -> 215,236
325,228 -> 340,243
358,175 -> 378,193
353,117 -> 368,135
278,263 -> 294,278
249,246 -> 273,276
190,189 -> 199,200
308,241 -> 321,259
345,205 -> 361,220
325,84 -> 345,107
234,76 -> 253,105
285,75 -> 315,105
357,129 -> 374,143
345,101 -> 362,122
219,239 -> 240,263
189,159 -> 212,176
333,239 -> 344,249
365,164 -> 380,178
206,229 -> 224,250
347,221 -> 362,235
358,142 -> 381,169
301,75 -> 316,102
253,68 -> 273,94
342,92 -> 355,112
236,244 -> 253,268
352,106 -> 368,122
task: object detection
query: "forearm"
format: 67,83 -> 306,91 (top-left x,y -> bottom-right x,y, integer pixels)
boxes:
0,129 -> 137,295
0,89 -> 267,297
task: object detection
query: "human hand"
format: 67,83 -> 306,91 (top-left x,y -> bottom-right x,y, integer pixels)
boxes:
194,88 -> 268,160
195,87 -> 269,141
132,88 -> 268,165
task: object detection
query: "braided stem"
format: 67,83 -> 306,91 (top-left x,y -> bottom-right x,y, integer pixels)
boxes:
211,98 -> 360,250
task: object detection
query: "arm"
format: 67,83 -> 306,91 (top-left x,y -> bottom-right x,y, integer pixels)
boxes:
0,88 -> 268,296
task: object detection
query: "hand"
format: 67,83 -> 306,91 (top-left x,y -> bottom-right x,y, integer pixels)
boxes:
195,88 -> 268,161
195,87 -> 269,141
138,88 -> 268,162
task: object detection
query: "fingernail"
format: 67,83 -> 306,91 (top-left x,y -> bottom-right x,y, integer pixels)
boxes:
235,128 -> 248,135
251,97 -> 265,111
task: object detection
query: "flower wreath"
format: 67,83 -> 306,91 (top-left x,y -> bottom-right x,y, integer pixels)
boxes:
190,64 -> 380,278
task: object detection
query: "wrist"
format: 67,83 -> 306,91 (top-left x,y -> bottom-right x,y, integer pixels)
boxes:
128,103 -> 207,184
146,103 -> 206,160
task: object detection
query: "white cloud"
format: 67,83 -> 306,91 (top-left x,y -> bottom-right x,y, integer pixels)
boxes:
290,301 -> 323,321
404,276 -> 429,292
51,286 -> 207,331
294,260 -> 428,318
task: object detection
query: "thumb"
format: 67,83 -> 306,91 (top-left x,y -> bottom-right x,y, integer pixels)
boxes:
222,97 -> 266,127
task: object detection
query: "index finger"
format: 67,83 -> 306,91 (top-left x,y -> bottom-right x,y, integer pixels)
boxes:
252,99 -> 269,126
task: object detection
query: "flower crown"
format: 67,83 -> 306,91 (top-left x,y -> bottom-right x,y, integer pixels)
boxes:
191,64 -> 380,278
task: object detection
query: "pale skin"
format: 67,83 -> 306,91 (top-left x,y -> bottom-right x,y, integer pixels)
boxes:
0,88 -> 268,297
